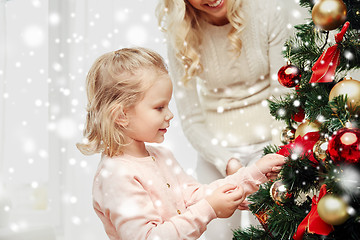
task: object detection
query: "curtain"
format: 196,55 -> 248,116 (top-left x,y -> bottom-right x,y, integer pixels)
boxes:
0,0 -> 193,239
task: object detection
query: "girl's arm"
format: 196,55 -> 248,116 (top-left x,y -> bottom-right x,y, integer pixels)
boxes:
164,148 -> 283,207
93,167 -> 217,240
158,146 -> 268,207
166,45 -> 235,176
178,160 -> 268,207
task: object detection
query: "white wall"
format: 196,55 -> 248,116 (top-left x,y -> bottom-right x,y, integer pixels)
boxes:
0,0 -> 312,239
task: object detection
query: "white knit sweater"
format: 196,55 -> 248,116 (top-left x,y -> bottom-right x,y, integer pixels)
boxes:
167,0 -> 288,176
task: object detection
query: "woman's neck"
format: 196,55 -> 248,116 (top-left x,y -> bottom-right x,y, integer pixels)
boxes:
201,12 -> 229,26
208,17 -> 229,26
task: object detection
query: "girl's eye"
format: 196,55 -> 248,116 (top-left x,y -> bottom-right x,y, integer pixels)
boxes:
156,107 -> 164,111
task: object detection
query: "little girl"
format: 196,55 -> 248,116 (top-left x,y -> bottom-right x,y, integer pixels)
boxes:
77,47 -> 285,240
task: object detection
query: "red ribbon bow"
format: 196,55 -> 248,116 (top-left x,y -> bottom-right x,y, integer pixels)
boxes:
293,184 -> 334,240
277,131 -> 320,164
309,21 -> 350,83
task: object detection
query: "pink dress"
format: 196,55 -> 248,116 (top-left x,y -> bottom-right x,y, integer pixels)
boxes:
92,145 -> 268,239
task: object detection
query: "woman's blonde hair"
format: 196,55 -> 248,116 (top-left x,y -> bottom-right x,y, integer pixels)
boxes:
156,0 -> 245,84
77,47 -> 168,157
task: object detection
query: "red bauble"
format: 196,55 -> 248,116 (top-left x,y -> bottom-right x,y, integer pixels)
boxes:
278,64 -> 301,88
327,128 -> 360,164
291,107 -> 305,122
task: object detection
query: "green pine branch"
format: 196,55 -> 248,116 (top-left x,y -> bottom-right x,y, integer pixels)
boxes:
263,144 -> 280,155
268,92 -> 300,126
232,226 -> 271,240
281,154 -> 321,195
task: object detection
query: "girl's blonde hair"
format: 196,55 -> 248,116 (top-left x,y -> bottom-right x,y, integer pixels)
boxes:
156,0 -> 245,84
77,47 -> 168,157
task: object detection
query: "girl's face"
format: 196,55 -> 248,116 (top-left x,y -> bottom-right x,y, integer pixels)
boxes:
187,0 -> 228,26
124,70 -> 174,144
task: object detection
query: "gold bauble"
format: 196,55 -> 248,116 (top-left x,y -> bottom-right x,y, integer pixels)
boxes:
280,127 -> 296,144
295,120 -> 322,139
270,180 -> 288,205
317,194 -> 350,225
329,78 -> 360,112
312,0 -> 347,31
313,139 -> 329,161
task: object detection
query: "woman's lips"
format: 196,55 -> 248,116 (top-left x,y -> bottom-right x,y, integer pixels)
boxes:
206,0 -> 223,8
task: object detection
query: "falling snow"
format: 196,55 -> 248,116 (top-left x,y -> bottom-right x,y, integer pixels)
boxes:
0,0 -> 323,239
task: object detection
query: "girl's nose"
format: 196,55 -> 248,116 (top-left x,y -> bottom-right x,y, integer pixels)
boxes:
165,109 -> 174,121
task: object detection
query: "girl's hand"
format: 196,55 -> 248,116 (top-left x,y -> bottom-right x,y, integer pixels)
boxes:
255,154 -> 285,180
237,199 -> 250,210
205,184 -> 245,218
226,158 -> 243,175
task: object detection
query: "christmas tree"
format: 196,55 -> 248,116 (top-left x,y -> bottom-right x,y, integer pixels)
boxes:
233,0 -> 360,239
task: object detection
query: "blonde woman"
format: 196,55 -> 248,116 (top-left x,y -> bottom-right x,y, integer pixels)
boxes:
77,47 -> 285,240
157,0 -> 289,238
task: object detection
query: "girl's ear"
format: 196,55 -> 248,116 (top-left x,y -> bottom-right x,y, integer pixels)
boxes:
115,113 -> 129,127
113,105 -> 129,127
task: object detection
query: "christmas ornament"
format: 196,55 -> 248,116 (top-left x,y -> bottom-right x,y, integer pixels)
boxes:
255,210 -> 270,230
312,0 -> 347,31
278,132 -> 320,164
280,127 -> 296,144
317,194 -> 350,225
291,107 -> 305,122
313,139 -> 329,161
327,127 -> 360,164
309,21 -> 350,83
254,210 -> 275,238
293,185 -> 334,240
277,62 -> 301,88
295,120 -> 321,139
329,77 -> 360,112
270,180 -> 290,204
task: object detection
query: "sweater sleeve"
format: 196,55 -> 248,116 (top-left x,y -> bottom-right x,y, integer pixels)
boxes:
93,165 -> 217,240
169,151 -> 268,207
166,45 -> 235,176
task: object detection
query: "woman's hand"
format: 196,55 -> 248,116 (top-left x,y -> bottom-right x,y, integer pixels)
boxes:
226,158 -> 243,175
